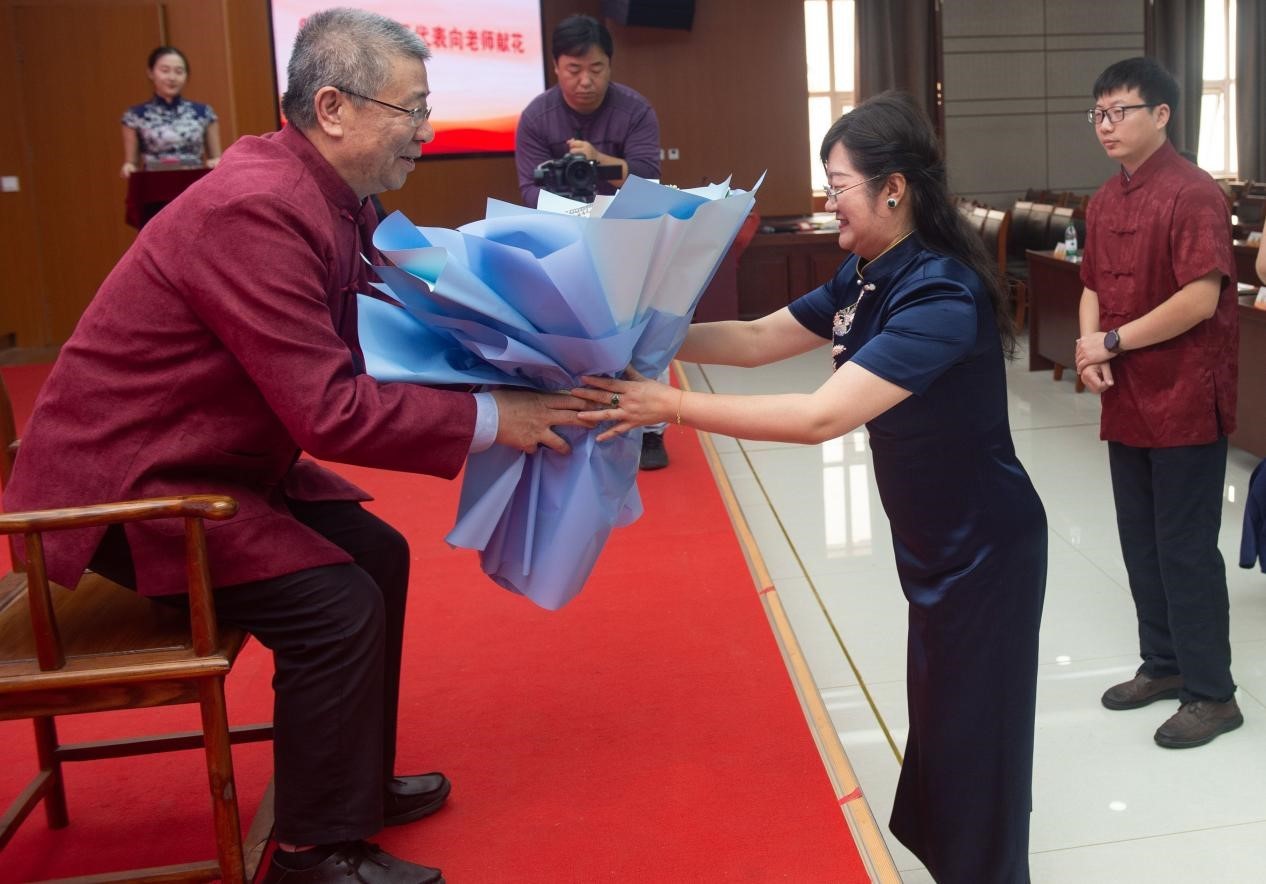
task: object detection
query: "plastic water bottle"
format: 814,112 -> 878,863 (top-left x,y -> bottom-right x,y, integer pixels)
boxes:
1064,222 -> 1079,262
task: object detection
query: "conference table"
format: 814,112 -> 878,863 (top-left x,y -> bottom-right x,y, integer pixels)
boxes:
1024,249 -> 1081,378
736,217 -> 844,320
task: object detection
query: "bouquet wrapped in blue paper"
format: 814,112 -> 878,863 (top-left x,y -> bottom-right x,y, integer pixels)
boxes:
359,174 -> 761,609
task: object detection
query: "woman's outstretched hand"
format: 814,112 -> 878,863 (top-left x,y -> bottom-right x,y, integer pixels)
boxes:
573,367 -> 676,442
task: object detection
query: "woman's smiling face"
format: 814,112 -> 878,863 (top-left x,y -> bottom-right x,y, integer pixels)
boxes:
823,141 -> 889,260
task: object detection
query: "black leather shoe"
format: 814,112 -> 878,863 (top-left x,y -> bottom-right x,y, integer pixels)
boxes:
384,773 -> 451,826
1101,672 -> 1183,710
262,841 -> 443,883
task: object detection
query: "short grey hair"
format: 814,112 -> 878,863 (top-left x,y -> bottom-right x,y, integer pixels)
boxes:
282,7 -> 431,130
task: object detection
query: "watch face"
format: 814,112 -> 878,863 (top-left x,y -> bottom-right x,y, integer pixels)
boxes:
1105,329 -> 1119,352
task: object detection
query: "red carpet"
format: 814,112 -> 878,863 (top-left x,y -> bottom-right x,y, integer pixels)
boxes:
0,364 -> 869,883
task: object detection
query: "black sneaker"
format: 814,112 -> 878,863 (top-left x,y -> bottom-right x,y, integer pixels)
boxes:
639,432 -> 669,470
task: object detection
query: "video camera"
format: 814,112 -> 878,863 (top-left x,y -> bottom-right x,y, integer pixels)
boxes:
533,152 -> 621,203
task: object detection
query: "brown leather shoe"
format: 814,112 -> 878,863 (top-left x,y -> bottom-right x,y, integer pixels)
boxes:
1101,672 -> 1183,710
1154,698 -> 1244,749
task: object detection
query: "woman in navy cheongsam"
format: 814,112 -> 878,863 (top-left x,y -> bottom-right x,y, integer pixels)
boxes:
577,92 -> 1047,883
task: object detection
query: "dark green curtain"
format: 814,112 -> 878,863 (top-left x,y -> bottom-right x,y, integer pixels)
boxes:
1147,0 -> 1204,155
856,0 -> 938,125
1235,0 -> 1264,180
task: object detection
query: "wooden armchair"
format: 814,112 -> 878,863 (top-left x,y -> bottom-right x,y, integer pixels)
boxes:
0,374 -> 273,883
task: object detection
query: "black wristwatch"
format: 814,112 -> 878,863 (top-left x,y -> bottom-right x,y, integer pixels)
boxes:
1104,328 -> 1123,353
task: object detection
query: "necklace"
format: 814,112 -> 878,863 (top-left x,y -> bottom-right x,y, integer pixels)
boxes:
834,229 -> 916,339
856,228 -> 916,281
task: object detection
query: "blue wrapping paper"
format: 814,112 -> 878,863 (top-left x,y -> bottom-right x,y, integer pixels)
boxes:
360,174 -> 761,609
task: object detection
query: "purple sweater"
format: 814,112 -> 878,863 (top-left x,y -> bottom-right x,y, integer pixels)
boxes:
515,82 -> 661,206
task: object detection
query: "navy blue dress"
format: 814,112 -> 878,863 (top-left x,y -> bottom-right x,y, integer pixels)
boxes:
789,236 -> 1047,884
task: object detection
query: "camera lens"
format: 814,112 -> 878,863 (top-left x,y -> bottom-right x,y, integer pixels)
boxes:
565,157 -> 596,191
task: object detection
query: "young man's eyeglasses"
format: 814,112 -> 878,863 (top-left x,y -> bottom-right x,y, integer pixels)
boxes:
1086,104 -> 1156,125
336,87 -> 432,126
823,173 -> 883,201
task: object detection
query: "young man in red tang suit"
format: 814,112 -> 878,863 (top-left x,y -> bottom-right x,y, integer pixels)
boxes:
1075,56 -> 1242,751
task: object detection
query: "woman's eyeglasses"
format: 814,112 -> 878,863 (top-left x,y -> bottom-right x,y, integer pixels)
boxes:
824,173 -> 883,201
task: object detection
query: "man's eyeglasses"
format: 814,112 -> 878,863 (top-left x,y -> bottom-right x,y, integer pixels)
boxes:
337,87 -> 432,126
1086,104 -> 1156,125
823,173 -> 883,201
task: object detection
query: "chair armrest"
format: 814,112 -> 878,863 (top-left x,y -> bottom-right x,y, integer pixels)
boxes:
0,495 -> 237,535
0,495 -> 238,667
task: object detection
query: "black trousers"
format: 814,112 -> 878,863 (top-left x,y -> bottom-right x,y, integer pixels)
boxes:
90,498 -> 411,845
1108,437 -> 1236,703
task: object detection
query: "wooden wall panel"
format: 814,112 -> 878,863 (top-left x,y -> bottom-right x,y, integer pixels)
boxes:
223,0 -> 279,139
164,0 -> 234,144
0,5 -> 47,347
607,2 -> 811,215
15,1 -> 160,343
379,156 -> 521,227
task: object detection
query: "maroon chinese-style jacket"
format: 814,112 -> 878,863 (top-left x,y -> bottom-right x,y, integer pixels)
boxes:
1080,140 -> 1238,448
4,125 -> 475,596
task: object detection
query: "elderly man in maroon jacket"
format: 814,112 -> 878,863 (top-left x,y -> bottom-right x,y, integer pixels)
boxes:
4,9 -> 584,883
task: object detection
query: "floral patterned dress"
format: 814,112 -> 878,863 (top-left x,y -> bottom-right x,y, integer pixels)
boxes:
122,95 -> 217,166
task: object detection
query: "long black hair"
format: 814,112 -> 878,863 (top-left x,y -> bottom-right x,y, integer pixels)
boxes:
820,92 -> 1017,357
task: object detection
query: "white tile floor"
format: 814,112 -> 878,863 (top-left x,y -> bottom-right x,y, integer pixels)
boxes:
679,339 -> 1266,883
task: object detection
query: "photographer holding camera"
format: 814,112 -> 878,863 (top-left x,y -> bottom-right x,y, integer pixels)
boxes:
515,15 -> 660,208
516,13 -> 672,469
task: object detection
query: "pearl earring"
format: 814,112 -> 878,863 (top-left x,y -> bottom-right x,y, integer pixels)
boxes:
887,197 -> 898,208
